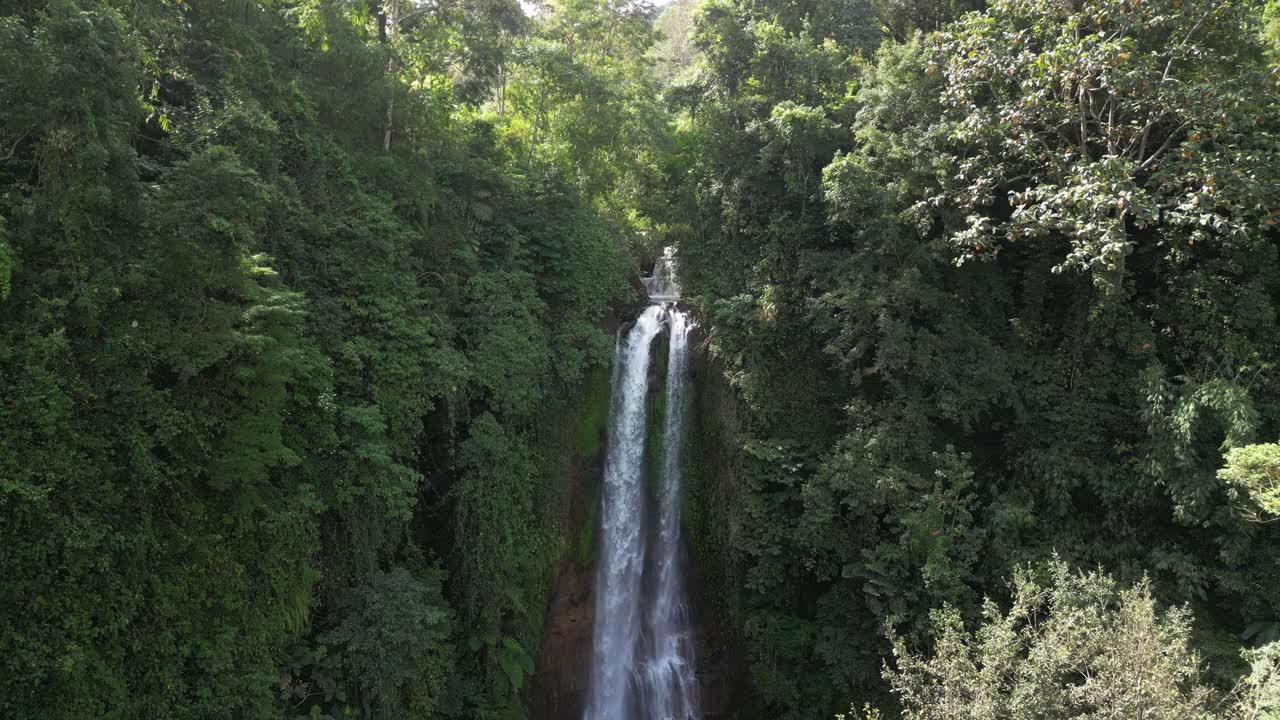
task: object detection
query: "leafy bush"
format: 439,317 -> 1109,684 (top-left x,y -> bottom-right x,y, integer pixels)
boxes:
885,562 -> 1279,720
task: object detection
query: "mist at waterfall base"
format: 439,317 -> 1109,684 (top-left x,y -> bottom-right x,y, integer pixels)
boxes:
583,250 -> 701,720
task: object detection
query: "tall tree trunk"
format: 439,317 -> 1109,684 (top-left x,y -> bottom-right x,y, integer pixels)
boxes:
371,0 -> 387,42
375,0 -> 398,151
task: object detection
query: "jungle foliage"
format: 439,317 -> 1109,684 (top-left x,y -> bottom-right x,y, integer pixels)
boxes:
664,0 -> 1280,714
5,0 -> 1280,717
884,562 -> 1280,719
0,0 -> 666,718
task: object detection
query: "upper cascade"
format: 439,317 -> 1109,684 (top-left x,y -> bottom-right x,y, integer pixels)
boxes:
642,246 -> 681,302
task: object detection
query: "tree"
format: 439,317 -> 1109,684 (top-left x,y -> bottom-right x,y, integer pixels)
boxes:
1219,443 -> 1280,522
884,562 -> 1277,720
324,568 -> 455,720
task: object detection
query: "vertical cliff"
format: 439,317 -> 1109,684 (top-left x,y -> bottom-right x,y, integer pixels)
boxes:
684,324 -> 753,719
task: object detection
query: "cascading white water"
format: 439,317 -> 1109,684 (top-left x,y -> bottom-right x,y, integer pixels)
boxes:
584,249 -> 701,720
642,247 -> 681,302
585,305 -> 664,720
637,308 -> 700,720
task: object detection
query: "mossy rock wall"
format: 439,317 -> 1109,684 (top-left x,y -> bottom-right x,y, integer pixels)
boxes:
528,357 -> 614,720
684,320 -> 754,718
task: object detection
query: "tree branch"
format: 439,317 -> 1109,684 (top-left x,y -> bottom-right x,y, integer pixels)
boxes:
0,132 -> 29,163
1138,120 -> 1189,169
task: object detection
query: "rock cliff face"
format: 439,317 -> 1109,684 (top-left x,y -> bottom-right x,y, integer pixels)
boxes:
684,321 -> 752,719
529,308 -> 750,720
526,311 -> 617,720
528,445 -> 602,719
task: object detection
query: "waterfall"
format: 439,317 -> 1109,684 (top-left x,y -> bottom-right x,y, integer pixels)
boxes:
584,250 -> 701,720
638,308 -> 700,720
642,247 -> 681,302
586,305 -> 663,720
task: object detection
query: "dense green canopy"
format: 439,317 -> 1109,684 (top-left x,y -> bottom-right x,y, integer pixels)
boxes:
2,0 -> 1279,718
0,1 -> 660,717
669,0 -> 1280,714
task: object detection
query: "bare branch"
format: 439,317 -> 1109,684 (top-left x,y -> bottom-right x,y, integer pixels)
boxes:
1138,120 -> 1190,170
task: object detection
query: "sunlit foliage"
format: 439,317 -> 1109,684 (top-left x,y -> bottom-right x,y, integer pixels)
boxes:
0,0 -> 656,717
671,0 -> 1280,714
